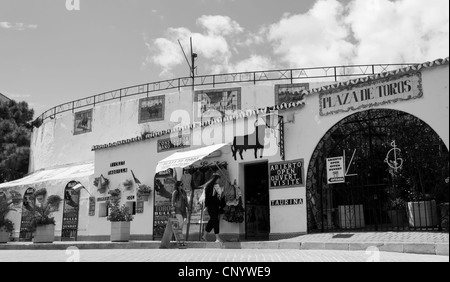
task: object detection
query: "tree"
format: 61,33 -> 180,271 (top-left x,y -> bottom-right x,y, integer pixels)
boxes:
0,100 -> 34,183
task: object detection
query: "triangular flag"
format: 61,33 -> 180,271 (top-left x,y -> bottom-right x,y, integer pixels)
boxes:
131,169 -> 142,185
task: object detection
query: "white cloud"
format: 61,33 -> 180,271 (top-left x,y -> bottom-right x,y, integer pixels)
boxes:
145,0 -> 449,78
196,15 -> 243,36
0,22 -> 38,31
267,0 -> 354,67
346,0 -> 449,64
267,0 -> 449,67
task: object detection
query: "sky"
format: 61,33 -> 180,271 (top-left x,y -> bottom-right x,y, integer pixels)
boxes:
0,0 -> 448,118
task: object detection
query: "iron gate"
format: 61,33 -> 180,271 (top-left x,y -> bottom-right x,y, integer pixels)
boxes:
306,109 -> 449,232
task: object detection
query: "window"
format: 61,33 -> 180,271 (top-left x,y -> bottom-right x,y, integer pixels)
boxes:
138,95 -> 165,123
74,109 -> 93,135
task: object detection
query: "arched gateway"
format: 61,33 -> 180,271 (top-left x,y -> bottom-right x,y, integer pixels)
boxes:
306,109 -> 449,232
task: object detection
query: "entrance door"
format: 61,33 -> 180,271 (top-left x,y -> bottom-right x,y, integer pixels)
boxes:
61,181 -> 80,241
245,162 -> 270,240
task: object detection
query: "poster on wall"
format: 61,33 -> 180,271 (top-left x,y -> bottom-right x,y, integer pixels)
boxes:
269,159 -> 305,189
19,188 -> 36,241
275,83 -> 309,105
194,88 -> 241,122
139,95 -> 165,123
61,181 -> 80,241
326,156 -> 345,184
153,169 -> 176,240
74,109 -> 93,135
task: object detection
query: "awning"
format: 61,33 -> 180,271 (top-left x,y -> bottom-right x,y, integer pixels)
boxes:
0,162 -> 94,189
155,143 -> 229,173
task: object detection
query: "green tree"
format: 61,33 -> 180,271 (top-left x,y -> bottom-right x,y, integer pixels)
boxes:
0,100 -> 34,183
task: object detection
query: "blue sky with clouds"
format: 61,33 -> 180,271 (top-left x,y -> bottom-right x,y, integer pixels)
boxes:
0,0 -> 448,118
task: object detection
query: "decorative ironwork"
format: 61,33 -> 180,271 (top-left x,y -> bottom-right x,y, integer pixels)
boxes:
33,63 -> 416,124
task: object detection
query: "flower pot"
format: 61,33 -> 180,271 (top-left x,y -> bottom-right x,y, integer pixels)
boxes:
387,209 -> 406,226
33,224 -> 55,243
338,204 -> 365,229
407,200 -> 439,227
0,229 -> 9,243
110,221 -> 131,242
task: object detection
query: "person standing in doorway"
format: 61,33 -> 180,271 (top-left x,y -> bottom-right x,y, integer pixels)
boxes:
202,175 -> 226,243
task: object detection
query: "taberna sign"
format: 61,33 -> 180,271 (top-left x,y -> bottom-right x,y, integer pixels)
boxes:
319,72 -> 423,116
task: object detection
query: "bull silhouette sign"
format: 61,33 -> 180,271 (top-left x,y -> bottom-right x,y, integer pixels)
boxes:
231,113 -> 282,161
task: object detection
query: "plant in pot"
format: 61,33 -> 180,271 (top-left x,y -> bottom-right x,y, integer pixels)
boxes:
107,189 -> 133,242
0,197 -> 16,243
137,184 -> 152,202
387,197 -> 407,226
93,174 -> 110,194
30,188 -> 62,243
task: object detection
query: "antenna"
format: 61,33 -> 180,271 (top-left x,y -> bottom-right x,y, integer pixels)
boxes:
178,37 -> 198,92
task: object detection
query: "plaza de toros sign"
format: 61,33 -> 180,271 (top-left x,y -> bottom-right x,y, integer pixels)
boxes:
319,72 -> 423,116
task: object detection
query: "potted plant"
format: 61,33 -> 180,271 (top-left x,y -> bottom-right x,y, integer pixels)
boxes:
107,189 -> 133,242
387,197 -> 407,226
0,197 -> 16,243
123,179 -> 133,191
93,174 -> 110,194
137,184 -> 152,202
406,189 -> 439,228
30,188 -> 62,243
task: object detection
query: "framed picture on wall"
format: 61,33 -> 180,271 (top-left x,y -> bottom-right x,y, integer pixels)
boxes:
194,88 -> 241,122
74,109 -> 93,135
138,95 -> 165,123
275,83 -> 309,105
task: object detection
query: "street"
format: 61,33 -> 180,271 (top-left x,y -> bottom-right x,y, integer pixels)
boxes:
0,248 -> 447,262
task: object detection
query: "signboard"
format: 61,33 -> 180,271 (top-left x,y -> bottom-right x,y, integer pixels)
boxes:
136,200 -> 144,213
269,159 -> 305,189
61,181 -> 80,241
319,72 -> 422,116
153,169 -> 176,240
194,87 -> 241,122
88,197 -> 96,216
19,188 -> 36,241
326,157 -> 345,184
275,83 -> 309,105
74,109 -> 93,135
271,198 -> 304,206
157,135 -> 191,153
138,95 -> 165,123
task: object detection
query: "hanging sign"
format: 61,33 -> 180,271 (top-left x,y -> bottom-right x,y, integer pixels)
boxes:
326,156 -> 345,184
269,159 -> 305,189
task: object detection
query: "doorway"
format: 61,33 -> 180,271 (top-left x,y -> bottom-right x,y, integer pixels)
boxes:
306,109 -> 449,232
244,162 -> 270,240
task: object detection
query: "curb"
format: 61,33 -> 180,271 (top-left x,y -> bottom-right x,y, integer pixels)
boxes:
0,241 -> 448,256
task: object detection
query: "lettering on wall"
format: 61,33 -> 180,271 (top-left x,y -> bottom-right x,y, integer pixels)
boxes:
108,160 -> 128,175
319,72 -> 422,116
271,198 -> 304,206
269,159 -> 305,189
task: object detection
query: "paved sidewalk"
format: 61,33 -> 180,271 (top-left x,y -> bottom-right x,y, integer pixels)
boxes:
0,232 -> 448,256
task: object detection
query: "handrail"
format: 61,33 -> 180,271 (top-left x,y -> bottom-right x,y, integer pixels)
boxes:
33,63 -> 416,124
